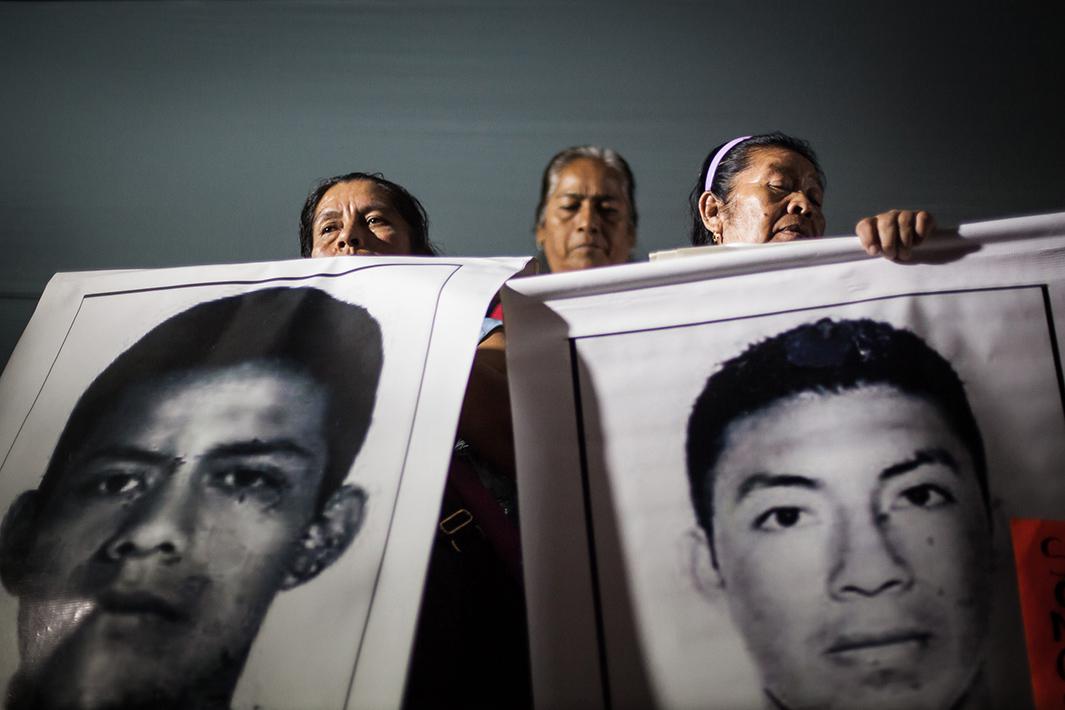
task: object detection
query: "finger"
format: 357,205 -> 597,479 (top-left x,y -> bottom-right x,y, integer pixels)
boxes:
897,210 -> 916,247
877,210 -> 900,260
896,210 -> 916,261
856,217 -> 880,256
915,210 -> 936,243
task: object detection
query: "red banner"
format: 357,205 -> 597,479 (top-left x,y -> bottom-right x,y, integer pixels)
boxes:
1011,518 -> 1065,709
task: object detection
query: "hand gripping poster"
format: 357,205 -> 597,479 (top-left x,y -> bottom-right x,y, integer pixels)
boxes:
503,211 -> 1065,710
0,255 -> 530,709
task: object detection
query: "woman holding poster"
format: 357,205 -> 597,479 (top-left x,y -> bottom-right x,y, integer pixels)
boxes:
297,171 -> 530,709
689,132 -> 936,260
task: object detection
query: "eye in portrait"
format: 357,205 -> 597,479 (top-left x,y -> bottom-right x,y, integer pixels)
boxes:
0,287 -> 382,710
686,318 -> 993,710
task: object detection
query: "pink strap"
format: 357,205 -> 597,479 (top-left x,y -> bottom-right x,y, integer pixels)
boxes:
704,135 -> 752,193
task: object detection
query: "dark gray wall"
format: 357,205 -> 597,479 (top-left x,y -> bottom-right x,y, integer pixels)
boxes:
2,1 -> 1063,365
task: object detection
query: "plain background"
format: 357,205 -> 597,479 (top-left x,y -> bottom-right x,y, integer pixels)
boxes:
2,0 -> 1064,366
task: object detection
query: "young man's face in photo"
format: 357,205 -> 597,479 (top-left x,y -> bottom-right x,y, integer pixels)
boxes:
12,362 -> 330,707
708,384 -> 992,710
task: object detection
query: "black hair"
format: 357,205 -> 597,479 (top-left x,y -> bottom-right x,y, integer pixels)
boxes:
688,132 -> 826,246
39,287 -> 383,510
685,318 -> 990,559
534,145 -> 639,231
299,172 -> 437,257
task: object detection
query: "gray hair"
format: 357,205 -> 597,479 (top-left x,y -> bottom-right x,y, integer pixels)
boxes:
534,145 -> 638,229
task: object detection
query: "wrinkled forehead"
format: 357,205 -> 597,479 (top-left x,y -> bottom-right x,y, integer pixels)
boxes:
316,179 -> 399,216
742,146 -> 823,188
552,158 -> 628,199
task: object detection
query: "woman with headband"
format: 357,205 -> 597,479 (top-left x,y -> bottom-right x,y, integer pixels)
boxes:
689,132 -> 935,260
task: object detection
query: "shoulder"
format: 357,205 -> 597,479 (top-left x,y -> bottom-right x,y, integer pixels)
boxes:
479,317 -> 503,344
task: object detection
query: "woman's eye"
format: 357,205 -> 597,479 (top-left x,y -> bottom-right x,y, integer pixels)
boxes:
559,202 -> 579,212
892,483 -> 956,511
319,224 -> 337,234
753,506 -> 812,531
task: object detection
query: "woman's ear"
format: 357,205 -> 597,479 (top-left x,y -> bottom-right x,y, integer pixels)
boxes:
534,223 -> 546,249
0,491 -> 40,593
687,526 -> 725,599
698,191 -> 724,240
281,484 -> 367,590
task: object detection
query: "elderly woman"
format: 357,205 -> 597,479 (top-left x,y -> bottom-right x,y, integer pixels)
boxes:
298,171 -> 511,477
534,145 -> 638,272
297,172 -> 529,709
689,132 -> 936,260
299,171 -> 437,257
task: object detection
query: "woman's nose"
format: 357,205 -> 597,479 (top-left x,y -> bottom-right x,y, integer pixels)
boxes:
576,201 -> 601,234
337,226 -> 361,254
786,192 -> 814,216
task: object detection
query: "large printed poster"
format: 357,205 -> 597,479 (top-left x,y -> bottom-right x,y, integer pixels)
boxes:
0,255 -> 529,709
504,212 -> 1065,709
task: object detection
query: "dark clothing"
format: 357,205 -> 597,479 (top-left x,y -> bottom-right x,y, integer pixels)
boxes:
402,473 -> 532,710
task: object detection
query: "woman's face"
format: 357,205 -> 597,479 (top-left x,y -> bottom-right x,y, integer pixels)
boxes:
536,158 -> 635,273
310,180 -> 414,257
702,146 -> 826,245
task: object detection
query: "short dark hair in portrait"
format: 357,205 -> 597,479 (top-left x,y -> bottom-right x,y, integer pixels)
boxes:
0,286 -> 383,710
688,132 -> 825,247
299,172 -> 436,257
686,317 -> 989,550
39,287 -> 382,510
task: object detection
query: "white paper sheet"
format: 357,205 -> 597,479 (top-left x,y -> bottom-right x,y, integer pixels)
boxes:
504,212 -> 1065,710
0,255 -> 531,710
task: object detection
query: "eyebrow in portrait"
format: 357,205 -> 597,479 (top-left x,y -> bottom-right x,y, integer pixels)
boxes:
879,448 -> 959,481
735,473 -> 821,503
77,446 -> 175,469
206,439 -> 317,462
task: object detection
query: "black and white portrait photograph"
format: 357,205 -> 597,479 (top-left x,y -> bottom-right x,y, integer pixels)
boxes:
0,257 -> 524,709
571,288 -> 1065,709
503,218 -> 1065,708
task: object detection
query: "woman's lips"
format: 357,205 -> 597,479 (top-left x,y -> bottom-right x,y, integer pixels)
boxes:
774,224 -> 813,239
569,241 -> 607,253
